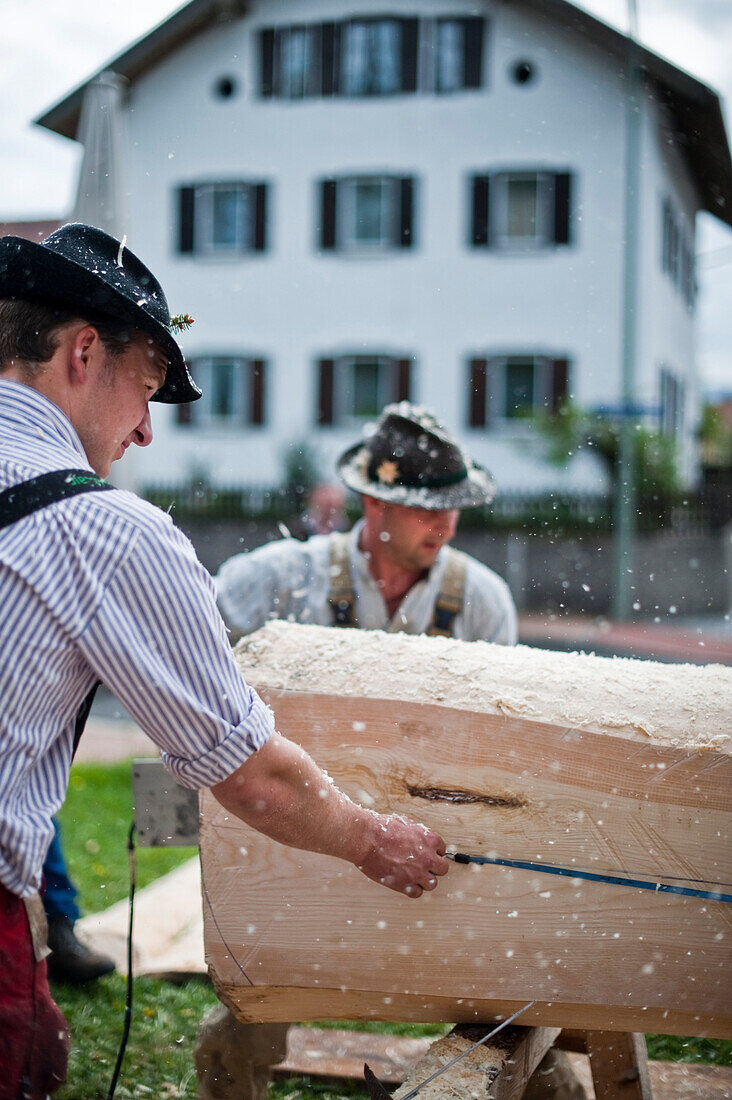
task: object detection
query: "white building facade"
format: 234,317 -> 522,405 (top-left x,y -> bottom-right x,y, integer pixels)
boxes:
38,0 -> 732,495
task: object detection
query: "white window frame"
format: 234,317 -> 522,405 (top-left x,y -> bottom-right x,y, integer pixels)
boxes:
193,183 -> 255,254
340,19 -> 402,96
336,355 -> 397,423
492,172 -> 554,249
482,355 -> 554,423
337,177 -> 398,251
191,357 -> 251,427
274,25 -> 320,98
433,18 -> 466,93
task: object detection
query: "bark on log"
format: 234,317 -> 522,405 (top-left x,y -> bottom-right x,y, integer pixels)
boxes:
200,622 -> 732,1038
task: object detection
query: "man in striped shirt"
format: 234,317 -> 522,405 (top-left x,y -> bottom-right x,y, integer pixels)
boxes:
0,224 -> 448,1099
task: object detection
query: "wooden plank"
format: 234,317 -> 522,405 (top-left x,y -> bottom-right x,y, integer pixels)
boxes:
201,623 -> 732,1038
585,1032 -> 652,1099
274,1026 -> 434,1084
77,857 -> 205,977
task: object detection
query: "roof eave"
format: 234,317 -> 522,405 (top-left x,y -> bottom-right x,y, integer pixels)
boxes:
34,0 -> 246,141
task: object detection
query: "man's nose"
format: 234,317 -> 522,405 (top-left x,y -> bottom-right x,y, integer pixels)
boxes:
132,408 -> 154,448
433,509 -> 457,533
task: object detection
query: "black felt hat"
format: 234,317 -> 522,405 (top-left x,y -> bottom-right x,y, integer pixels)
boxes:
337,402 -> 496,510
0,223 -> 200,404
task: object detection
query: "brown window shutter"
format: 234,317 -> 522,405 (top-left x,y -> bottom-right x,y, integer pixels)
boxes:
400,18 -> 419,93
254,184 -> 267,251
469,358 -> 487,427
260,29 -> 275,97
320,180 -> 337,249
471,175 -> 490,247
395,358 -> 412,402
399,177 -> 414,248
178,186 -> 195,253
317,358 -> 335,424
463,17 -> 484,89
321,22 -> 337,96
554,173 -> 572,245
551,358 -> 569,413
250,359 -> 266,425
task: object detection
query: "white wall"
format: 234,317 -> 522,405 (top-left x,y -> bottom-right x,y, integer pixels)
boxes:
115,0 -> 699,494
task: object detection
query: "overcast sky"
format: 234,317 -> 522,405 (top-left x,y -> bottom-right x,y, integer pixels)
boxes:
2,0 -> 731,391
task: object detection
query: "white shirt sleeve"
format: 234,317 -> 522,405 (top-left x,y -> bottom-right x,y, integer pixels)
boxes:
216,536 -> 331,636
77,511 -> 275,789
460,558 -> 518,645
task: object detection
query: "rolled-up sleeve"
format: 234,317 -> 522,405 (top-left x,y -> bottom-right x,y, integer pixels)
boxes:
78,514 -> 274,789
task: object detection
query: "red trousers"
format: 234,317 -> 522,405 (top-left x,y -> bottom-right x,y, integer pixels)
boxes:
0,882 -> 69,1098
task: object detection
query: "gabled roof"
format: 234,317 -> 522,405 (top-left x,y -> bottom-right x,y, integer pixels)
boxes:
35,0 -> 732,227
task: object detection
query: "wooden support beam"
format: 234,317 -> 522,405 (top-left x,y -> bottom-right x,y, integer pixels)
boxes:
390,1024 -> 561,1100
201,622 -> 732,1038
585,1032 -> 652,1099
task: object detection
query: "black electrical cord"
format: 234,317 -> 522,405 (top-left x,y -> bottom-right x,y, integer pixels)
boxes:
107,821 -> 136,1100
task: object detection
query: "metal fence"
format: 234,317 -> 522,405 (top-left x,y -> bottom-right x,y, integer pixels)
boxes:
142,481 -> 730,535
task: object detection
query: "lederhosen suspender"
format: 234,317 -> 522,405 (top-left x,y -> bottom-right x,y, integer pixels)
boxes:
327,532 -> 468,637
0,468 -> 115,755
328,532 -> 358,626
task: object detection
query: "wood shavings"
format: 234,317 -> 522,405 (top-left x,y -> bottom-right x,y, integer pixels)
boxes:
234,621 -> 731,751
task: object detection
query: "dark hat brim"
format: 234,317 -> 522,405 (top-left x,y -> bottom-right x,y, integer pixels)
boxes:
0,234 -> 200,404
337,441 -> 496,510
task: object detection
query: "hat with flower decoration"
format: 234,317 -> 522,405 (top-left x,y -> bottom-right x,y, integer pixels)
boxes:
0,222 -> 200,404
336,402 -> 495,510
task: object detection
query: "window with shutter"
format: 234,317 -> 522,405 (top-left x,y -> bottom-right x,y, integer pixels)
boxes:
340,18 -> 415,96
319,176 -> 416,252
259,17 -> 486,100
316,355 -> 415,424
433,17 -> 484,92
469,172 -> 574,250
467,355 -> 571,423
176,183 -> 269,255
178,358 -> 268,427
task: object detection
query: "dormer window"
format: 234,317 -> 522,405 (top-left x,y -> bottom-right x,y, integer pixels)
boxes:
432,17 -> 484,93
259,16 -> 484,99
340,19 -> 405,96
275,25 -> 321,98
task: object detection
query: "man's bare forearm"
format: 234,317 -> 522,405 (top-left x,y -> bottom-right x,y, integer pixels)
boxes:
211,733 -> 448,897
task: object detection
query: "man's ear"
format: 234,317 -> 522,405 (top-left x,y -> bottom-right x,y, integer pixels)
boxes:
67,324 -> 103,385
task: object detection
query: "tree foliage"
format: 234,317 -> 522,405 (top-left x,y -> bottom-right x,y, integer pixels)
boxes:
538,402 -> 681,497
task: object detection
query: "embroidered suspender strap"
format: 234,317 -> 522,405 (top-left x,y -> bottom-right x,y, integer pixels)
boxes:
0,468 -> 115,755
427,547 -> 468,637
328,531 -> 358,627
0,468 -> 113,529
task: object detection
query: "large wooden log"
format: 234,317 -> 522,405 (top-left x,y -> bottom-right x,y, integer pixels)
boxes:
200,622 -> 732,1038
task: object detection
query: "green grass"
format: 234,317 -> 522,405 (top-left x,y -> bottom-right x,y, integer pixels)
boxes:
51,762 -> 731,1098
59,761 -> 196,910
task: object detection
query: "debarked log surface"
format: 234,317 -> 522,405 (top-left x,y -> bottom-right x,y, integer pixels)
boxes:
200,621 -> 732,1037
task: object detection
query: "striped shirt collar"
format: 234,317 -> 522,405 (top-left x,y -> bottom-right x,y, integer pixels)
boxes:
0,379 -> 90,473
